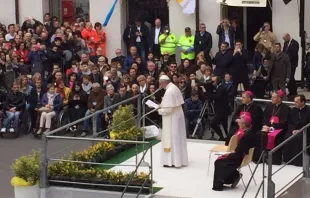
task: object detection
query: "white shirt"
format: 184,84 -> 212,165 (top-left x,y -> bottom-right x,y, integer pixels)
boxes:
154,27 -> 160,44
136,26 -> 141,43
224,30 -> 230,48
5,33 -> 15,41
140,84 -> 147,93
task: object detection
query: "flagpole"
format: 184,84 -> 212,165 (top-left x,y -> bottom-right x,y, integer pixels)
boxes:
195,0 -> 200,31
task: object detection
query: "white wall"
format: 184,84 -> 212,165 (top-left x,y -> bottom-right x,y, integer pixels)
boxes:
19,0 -> 49,23
200,0 -> 221,54
0,0 -> 16,26
89,0 -> 122,60
273,0 -> 302,80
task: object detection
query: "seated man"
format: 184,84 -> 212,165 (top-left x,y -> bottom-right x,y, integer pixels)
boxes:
213,115 -> 255,191
226,91 -> 263,145
184,91 -> 203,139
103,84 -> 120,123
283,94 -> 310,166
81,83 -> 106,137
1,82 -> 25,133
260,90 -> 290,165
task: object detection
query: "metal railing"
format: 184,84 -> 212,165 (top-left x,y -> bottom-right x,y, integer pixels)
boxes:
236,97 -> 310,198
39,94 -> 155,197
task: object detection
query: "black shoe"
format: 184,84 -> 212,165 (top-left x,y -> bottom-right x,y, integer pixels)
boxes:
81,131 -> 88,137
231,173 -> 243,188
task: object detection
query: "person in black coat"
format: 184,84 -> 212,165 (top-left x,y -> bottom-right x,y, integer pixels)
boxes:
283,95 -> 310,166
123,21 -> 133,54
283,33 -> 299,97
194,23 -> 213,60
206,76 -> 230,141
212,42 -> 233,79
68,82 -> 88,131
260,90 -> 290,165
230,41 -> 250,93
213,115 -> 255,191
216,19 -> 235,49
226,91 -> 263,145
130,18 -> 149,64
148,19 -> 163,58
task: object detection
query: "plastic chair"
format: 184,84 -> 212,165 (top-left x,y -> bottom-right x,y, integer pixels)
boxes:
207,134 -> 239,175
238,148 -> 257,187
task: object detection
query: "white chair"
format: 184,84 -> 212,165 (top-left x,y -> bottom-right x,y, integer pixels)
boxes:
207,134 -> 239,175
238,148 -> 257,187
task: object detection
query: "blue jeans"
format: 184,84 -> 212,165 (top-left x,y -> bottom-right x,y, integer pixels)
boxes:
3,111 -> 21,128
82,110 -> 101,132
185,117 -> 203,138
136,42 -> 146,67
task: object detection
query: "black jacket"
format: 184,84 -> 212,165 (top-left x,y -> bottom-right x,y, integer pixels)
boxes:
148,26 -> 163,50
130,24 -> 149,48
283,38 -> 299,67
194,31 -> 213,57
5,91 -> 25,111
206,83 -> 229,113
216,25 -> 235,48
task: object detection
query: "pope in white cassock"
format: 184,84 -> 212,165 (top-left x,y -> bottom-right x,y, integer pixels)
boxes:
158,75 -> 188,168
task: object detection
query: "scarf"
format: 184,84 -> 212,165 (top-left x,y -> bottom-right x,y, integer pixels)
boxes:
82,82 -> 92,94
47,92 -> 57,106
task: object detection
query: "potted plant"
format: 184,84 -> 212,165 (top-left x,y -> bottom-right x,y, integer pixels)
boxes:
11,150 -> 40,198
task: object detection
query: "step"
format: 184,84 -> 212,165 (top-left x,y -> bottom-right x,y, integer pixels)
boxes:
278,178 -> 310,198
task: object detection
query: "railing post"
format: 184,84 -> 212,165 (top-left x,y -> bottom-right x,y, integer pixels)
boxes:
39,133 -> 48,198
92,112 -> 97,137
136,94 -> 142,165
303,129 -> 310,178
267,151 -> 275,198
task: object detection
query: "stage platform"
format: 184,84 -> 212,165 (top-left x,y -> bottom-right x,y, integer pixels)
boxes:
111,140 -> 302,198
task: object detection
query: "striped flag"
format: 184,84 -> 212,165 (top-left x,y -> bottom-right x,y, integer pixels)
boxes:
176,0 -> 196,14
103,0 -> 118,27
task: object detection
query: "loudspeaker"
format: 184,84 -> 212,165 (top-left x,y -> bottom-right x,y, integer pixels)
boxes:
283,0 -> 292,5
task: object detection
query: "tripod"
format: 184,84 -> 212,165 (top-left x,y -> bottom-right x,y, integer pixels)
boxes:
192,101 -> 215,139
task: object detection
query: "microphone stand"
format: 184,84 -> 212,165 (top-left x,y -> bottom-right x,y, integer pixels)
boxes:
142,88 -> 163,128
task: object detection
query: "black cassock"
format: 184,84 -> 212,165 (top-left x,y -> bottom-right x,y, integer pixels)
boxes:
226,102 -> 263,145
213,129 -> 255,190
283,106 -> 310,166
259,103 -> 290,165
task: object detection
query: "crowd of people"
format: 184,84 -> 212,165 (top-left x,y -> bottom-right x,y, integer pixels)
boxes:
0,13 -> 302,140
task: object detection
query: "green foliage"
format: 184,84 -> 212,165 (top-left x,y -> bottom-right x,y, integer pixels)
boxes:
110,105 -> 136,132
11,150 -> 40,185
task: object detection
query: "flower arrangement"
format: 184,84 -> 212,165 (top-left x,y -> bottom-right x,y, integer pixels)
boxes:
47,105 -> 151,193
11,150 -> 40,186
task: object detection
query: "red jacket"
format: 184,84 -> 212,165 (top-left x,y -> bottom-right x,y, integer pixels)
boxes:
81,28 -> 100,56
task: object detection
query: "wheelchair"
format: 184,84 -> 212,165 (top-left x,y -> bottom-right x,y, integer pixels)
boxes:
33,106 -> 70,138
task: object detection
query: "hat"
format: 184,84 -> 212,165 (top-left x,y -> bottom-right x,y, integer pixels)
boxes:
159,75 -> 170,80
276,89 -> 285,98
185,27 -> 191,32
241,115 -> 252,126
33,44 -> 40,50
244,91 -> 253,98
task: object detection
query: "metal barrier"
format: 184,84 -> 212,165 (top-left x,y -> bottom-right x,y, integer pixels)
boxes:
39,94 -> 155,197
235,97 -> 310,198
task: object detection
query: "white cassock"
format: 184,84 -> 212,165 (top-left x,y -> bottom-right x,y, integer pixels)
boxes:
158,82 -> 188,167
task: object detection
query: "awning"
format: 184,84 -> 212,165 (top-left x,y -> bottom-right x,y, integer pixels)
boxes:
216,0 -> 267,7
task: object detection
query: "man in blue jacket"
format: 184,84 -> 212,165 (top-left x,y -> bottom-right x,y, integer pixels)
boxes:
184,91 -> 203,139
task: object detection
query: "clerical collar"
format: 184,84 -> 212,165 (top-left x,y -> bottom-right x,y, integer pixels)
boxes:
299,105 -> 306,110
216,83 -> 221,89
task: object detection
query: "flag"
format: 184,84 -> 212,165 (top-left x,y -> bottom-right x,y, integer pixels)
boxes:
216,0 -> 267,7
103,0 -> 118,27
176,0 -> 196,14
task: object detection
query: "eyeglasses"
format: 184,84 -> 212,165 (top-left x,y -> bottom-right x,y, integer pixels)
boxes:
163,54 -> 169,56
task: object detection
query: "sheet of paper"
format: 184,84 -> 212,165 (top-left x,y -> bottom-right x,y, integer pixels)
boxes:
214,152 -> 230,156
145,100 -> 159,109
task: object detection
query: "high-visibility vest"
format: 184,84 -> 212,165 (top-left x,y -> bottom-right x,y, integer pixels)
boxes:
159,34 -> 177,55
178,35 -> 195,60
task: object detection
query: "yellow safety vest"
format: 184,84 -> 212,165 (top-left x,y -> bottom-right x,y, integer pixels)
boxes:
159,34 -> 177,55
178,35 -> 195,60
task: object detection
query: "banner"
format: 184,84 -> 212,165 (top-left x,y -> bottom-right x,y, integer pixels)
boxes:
176,0 -> 196,14
102,0 -> 118,27
216,0 -> 267,7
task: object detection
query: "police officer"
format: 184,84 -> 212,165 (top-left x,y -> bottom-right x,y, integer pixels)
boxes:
159,25 -> 177,62
178,27 -> 195,64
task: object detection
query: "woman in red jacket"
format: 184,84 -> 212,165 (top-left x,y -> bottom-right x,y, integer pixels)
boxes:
16,42 -> 29,64
94,22 -> 106,57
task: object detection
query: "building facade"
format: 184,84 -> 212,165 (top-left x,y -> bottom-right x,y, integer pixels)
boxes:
0,0 -> 309,79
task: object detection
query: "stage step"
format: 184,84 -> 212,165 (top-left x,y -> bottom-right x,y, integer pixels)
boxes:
278,178 -> 310,198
